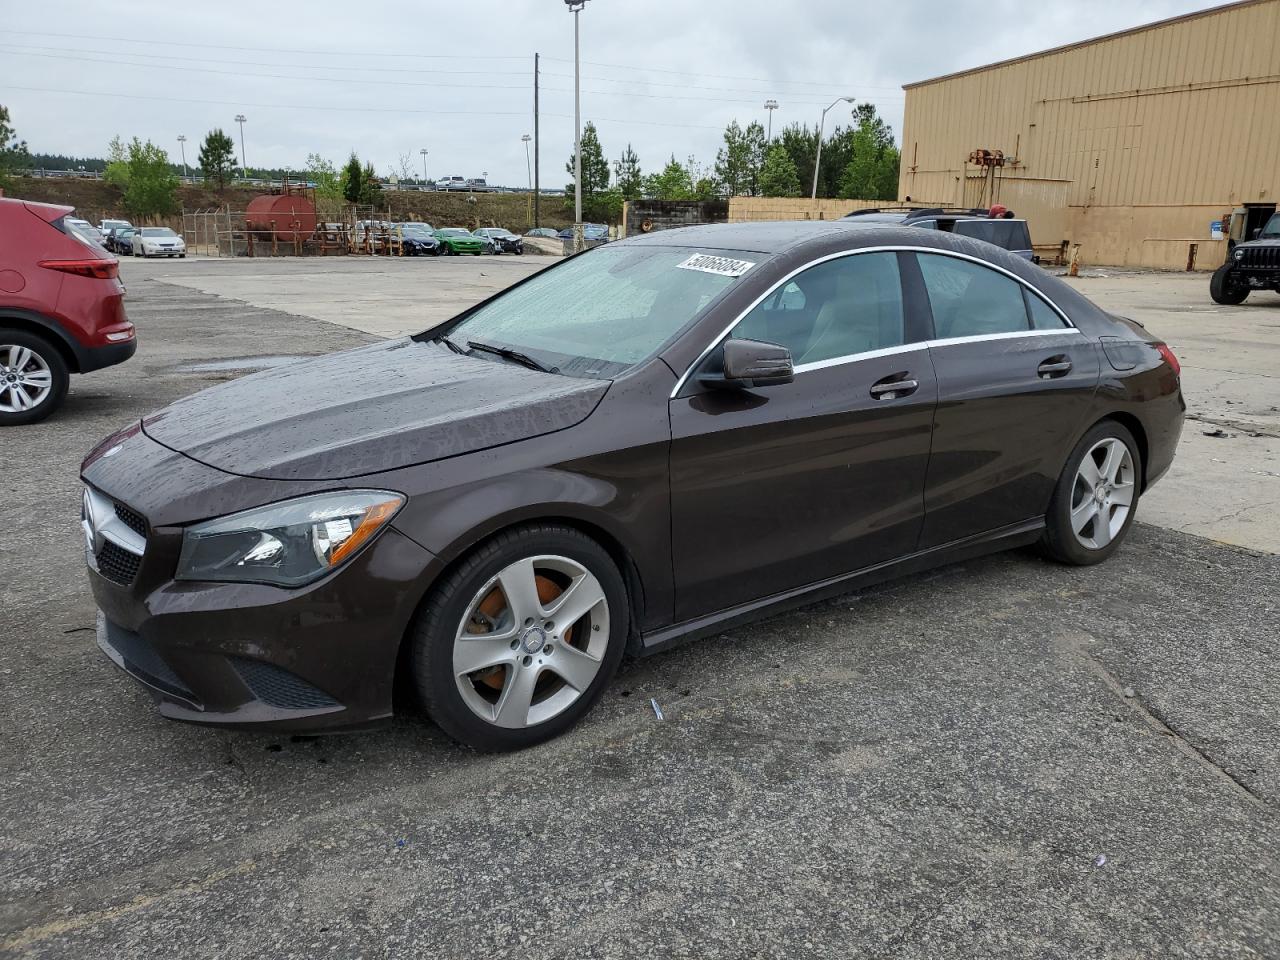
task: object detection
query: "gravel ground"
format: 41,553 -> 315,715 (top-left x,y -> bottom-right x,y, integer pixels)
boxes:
1,277 -> 1276,959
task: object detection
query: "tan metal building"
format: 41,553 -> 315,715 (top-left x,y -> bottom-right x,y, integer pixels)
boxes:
898,0 -> 1280,269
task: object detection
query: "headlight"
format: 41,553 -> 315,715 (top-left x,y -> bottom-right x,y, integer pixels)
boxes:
177,491 -> 405,587
1233,248 -> 1244,261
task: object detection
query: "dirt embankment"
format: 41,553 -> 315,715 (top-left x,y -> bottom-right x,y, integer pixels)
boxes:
4,177 -> 573,233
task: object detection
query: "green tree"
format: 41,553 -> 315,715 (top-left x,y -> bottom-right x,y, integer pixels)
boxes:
777,123 -> 819,197
614,143 -> 642,199
642,155 -> 695,200
837,104 -> 901,200
0,105 -> 30,189
715,119 -> 770,196
104,137 -> 178,221
358,161 -> 381,206
341,153 -> 363,204
565,121 -> 610,205
305,153 -> 341,200
198,128 -> 236,189
758,144 -> 801,197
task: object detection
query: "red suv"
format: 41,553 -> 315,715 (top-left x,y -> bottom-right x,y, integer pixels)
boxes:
0,197 -> 136,425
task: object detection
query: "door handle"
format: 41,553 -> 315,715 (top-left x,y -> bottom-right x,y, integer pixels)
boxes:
1037,356 -> 1073,379
869,375 -> 919,400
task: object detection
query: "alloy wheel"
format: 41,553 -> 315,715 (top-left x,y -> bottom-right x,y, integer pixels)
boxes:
453,555 -> 610,729
0,344 -> 55,414
1070,437 -> 1136,549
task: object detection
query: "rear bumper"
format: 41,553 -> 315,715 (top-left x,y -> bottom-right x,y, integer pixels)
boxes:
80,335 -> 137,373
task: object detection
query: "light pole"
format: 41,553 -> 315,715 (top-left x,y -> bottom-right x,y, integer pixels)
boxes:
764,100 -> 778,142
566,0 -> 589,251
177,135 -> 188,181
420,148 -> 428,188
234,114 -> 247,179
810,96 -> 855,200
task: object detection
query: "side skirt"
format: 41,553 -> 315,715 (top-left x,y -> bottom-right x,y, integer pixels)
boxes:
639,518 -> 1045,656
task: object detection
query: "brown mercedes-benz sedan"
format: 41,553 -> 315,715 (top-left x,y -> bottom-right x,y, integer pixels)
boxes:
82,222 -> 1184,750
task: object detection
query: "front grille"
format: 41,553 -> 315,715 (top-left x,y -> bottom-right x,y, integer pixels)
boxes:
1239,245 -> 1280,270
113,502 -> 148,538
231,657 -> 340,711
96,540 -> 142,585
102,620 -> 195,699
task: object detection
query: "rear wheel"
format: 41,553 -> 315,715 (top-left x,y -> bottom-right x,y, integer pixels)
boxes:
1210,263 -> 1249,304
0,331 -> 70,426
1040,421 -> 1141,565
410,525 -> 628,751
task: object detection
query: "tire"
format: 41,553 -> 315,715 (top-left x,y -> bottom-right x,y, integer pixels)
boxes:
410,525 -> 629,751
179,253 -> 186,258
1210,263 -> 1249,304
1040,420 -> 1142,565
0,330 -> 70,426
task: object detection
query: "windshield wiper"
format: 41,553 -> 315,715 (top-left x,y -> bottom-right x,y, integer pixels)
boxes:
435,334 -> 467,355
466,340 -> 557,374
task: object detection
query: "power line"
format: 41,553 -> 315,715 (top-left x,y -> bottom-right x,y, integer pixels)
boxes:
1,28 -> 529,60
2,84 -> 727,129
0,48 -> 902,107
541,56 -> 901,90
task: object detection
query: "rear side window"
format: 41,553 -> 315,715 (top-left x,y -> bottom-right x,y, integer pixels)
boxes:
954,220 -> 1032,251
917,253 -> 1028,339
1025,289 -> 1068,329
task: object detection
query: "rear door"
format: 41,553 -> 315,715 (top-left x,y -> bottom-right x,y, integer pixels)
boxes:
910,251 -> 1100,548
668,250 -> 938,621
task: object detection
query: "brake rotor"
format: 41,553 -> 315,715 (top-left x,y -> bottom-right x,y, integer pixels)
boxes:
466,574 -> 573,691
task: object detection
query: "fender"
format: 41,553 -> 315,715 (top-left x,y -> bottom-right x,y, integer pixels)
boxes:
0,306 -> 89,372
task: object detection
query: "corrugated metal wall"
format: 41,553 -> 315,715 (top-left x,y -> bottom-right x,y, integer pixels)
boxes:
899,0 -> 1280,267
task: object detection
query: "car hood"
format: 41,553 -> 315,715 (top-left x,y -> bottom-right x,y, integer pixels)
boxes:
142,339 -> 609,481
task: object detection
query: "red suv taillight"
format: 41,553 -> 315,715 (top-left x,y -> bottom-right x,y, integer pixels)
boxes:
1155,342 -> 1180,376
38,258 -> 119,280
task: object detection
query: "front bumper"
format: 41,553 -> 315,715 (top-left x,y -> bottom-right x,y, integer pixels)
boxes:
85,478 -> 437,732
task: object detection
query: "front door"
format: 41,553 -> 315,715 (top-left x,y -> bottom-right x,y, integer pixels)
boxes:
668,250 -> 938,622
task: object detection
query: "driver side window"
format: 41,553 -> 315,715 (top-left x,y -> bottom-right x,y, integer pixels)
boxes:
731,252 -> 905,367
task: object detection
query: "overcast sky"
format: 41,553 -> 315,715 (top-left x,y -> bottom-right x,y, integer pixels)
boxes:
2,0 -> 1227,186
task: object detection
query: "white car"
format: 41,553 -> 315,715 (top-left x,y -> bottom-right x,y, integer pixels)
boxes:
66,218 -> 106,246
99,218 -> 132,235
132,227 -> 187,258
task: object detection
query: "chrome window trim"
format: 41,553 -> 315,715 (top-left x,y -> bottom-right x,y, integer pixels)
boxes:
669,244 -> 1077,399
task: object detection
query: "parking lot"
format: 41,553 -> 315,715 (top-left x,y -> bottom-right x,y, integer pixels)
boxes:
2,256 -> 1277,958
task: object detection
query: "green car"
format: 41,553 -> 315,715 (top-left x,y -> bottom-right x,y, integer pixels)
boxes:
433,228 -> 485,255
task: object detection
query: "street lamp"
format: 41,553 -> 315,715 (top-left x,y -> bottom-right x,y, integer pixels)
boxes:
810,96 -> 855,200
565,0 -> 590,251
234,114 -> 247,179
420,147 -> 428,188
176,134 -> 188,181
764,100 -> 778,142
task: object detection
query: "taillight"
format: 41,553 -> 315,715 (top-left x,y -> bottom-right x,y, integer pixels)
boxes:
1155,342 -> 1180,376
38,258 -> 119,280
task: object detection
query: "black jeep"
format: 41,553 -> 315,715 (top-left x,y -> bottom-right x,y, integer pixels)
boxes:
1211,211 -> 1280,304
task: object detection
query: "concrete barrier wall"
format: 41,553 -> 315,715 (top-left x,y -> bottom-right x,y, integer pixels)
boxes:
728,197 -> 888,222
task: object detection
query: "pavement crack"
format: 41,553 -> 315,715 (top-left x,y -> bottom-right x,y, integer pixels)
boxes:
1068,636 -> 1273,818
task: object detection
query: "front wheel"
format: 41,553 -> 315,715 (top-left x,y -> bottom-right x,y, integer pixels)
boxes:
0,331 -> 70,426
1210,263 -> 1249,304
1040,421 -> 1142,565
410,525 -> 629,751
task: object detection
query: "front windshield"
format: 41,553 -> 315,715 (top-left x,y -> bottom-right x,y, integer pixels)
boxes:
142,227 -> 177,237
439,228 -> 470,237
444,245 -> 760,379
1260,214 -> 1280,239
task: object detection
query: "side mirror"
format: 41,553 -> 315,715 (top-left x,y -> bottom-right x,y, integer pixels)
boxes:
1251,228 -> 1261,239
704,338 -> 794,389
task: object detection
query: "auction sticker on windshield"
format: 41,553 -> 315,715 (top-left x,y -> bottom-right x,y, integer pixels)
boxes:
676,253 -> 756,278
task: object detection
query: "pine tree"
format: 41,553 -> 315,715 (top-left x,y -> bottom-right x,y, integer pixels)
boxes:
614,143 -> 642,199
197,128 -> 236,189
759,145 -> 802,197
342,153 -> 363,204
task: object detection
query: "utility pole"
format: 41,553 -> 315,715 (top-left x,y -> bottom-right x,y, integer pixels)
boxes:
234,114 -> 247,179
420,148 -> 428,188
177,135 -> 188,180
533,52 -> 540,228
522,133 -> 533,225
